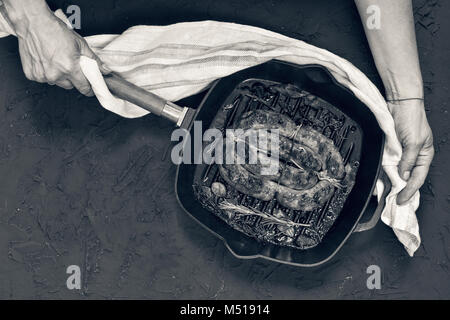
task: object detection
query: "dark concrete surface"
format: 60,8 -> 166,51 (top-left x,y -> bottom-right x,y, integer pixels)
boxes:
0,0 -> 448,299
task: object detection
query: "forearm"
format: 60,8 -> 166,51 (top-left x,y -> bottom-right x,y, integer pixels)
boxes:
1,0 -> 53,37
355,0 -> 423,100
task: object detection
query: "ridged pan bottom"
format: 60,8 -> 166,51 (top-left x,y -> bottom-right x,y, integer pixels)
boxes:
193,79 -> 362,249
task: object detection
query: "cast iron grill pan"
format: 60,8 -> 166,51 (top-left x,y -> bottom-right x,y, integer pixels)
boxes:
192,79 -> 362,250
102,59 -> 384,266
175,61 -> 384,266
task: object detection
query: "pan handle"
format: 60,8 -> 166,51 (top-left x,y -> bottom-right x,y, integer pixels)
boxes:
353,172 -> 391,233
103,73 -> 188,125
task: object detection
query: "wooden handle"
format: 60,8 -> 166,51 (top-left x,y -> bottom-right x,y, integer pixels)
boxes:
103,73 -> 167,116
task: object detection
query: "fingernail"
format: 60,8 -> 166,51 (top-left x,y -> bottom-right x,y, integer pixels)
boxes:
402,171 -> 411,180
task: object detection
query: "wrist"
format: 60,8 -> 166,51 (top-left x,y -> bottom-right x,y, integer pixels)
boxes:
385,88 -> 424,102
387,96 -> 425,115
383,74 -> 424,102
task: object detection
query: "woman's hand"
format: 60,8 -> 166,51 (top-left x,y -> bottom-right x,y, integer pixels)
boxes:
355,0 -> 435,205
3,0 -> 109,96
388,99 -> 434,204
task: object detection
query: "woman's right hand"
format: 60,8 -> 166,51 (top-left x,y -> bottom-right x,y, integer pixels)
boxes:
3,0 -> 110,96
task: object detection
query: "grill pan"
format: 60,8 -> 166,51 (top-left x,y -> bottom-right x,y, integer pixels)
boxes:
104,60 -> 388,267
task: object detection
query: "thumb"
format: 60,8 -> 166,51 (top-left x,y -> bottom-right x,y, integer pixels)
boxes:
80,43 -> 111,75
398,144 -> 420,180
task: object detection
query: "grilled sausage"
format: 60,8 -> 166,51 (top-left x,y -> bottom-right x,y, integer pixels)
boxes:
236,110 -> 345,179
242,161 -> 319,190
232,130 -> 320,190
218,109 -> 346,211
219,164 -> 276,201
239,129 -> 323,172
276,180 -> 335,211
219,163 -> 334,211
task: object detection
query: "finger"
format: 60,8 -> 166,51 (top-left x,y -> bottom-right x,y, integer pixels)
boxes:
80,42 -> 111,75
69,70 -> 94,97
55,79 -> 74,90
397,164 -> 429,205
398,144 -> 421,180
397,142 -> 434,205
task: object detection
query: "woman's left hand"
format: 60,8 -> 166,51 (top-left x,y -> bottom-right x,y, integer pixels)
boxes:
388,99 -> 434,205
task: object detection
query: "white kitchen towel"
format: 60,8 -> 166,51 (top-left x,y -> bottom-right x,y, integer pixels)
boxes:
0,12 -> 421,256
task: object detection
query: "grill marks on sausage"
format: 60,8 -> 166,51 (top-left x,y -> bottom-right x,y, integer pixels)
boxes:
236,110 -> 345,179
243,162 -> 319,190
219,110 -> 346,211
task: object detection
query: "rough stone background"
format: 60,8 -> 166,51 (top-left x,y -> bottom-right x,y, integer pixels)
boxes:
0,0 -> 448,299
